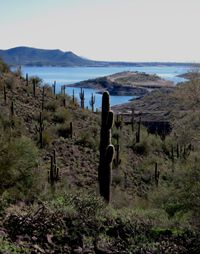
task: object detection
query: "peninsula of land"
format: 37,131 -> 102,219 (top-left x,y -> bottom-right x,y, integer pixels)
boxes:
66,71 -> 174,96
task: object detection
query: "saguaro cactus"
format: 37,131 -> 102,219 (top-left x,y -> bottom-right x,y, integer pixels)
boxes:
33,79 -> 36,97
60,86 -> 63,95
35,112 -> 45,148
131,106 -> 135,132
3,85 -> 7,105
171,145 -> 174,163
115,114 -> 123,130
63,98 -> 66,108
98,91 -> 115,203
114,143 -> 121,169
52,81 -> 56,95
79,88 -> 85,109
89,93 -> 95,112
72,89 -> 75,103
48,149 -> 59,186
41,86 -> 45,111
154,162 -> 160,187
63,86 -> 66,95
70,122 -> 73,138
136,116 -> 141,143
26,73 -> 29,86
10,101 -> 14,116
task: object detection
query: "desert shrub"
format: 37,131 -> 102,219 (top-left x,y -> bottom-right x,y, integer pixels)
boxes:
37,129 -> 52,147
57,93 -> 71,102
78,109 -> 90,120
90,124 -> 99,138
0,59 -> 9,74
132,140 -> 149,155
42,132 -> 51,147
29,76 -> 43,86
0,191 -> 13,215
113,173 -> 123,189
146,134 -> 163,152
53,107 -> 71,123
148,159 -> 200,224
173,78 -> 200,111
0,237 -> 28,253
69,97 -> 79,108
33,111 -> 51,122
131,129 -> 164,156
172,111 -> 200,147
57,124 -> 72,138
2,191 -> 200,253
44,100 -> 59,112
4,75 -> 15,89
161,136 -> 174,156
0,135 -> 38,196
76,131 -> 98,150
0,113 -> 24,138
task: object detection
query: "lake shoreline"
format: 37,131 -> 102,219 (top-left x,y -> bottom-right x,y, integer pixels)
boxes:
21,65 -> 189,108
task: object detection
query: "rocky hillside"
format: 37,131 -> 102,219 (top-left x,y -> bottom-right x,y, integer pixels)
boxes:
1,62 -> 200,253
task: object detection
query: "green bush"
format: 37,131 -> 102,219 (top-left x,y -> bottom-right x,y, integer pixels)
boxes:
53,107 -> 71,123
132,140 -> 149,155
44,100 -> 59,112
40,130 -> 52,147
0,135 -> 38,196
33,111 -> 51,122
0,237 -> 28,253
76,131 -> 98,150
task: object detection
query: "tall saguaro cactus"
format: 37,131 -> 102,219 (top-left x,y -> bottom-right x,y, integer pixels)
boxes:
115,114 -> 123,130
48,149 -> 60,186
79,88 -> 85,109
154,162 -> 160,187
26,73 -> 29,86
3,85 -> 7,105
35,112 -> 45,148
114,135 -> 121,169
33,79 -> 36,97
70,121 -> 73,138
10,101 -> 14,117
131,106 -> 135,132
98,91 -> 115,203
89,93 -> 95,112
72,89 -> 75,104
52,81 -> 56,95
136,116 -> 141,143
41,86 -> 45,111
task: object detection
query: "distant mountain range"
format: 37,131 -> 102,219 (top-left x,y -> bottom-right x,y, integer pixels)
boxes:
0,46 -> 193,67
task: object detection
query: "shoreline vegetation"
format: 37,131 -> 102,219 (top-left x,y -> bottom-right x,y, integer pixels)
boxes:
0,58 -> 200,253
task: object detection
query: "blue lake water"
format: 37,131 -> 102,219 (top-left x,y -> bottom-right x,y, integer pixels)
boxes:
21,65 -> 189,109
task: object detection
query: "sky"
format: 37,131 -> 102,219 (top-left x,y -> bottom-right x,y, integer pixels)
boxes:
0,0 -> 200,62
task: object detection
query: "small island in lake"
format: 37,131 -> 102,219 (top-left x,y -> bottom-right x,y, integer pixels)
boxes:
65,71 -> 174,96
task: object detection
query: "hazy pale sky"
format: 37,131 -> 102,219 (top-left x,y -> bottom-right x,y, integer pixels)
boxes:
0,0 -> 200,62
